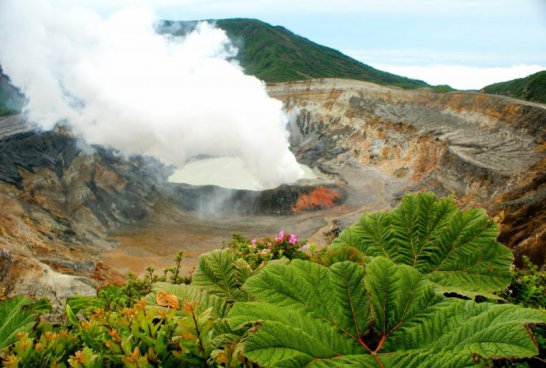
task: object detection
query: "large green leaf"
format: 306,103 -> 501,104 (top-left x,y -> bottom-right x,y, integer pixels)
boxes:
228,258 -> 545,367
191,249 -> 252,302
332,192 -> 513,297
0,296 -> 47,349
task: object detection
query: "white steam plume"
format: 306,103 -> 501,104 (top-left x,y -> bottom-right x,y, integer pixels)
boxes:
0,0 -> 303,188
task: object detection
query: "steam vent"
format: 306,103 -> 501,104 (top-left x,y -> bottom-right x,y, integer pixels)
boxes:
165,157 -> 347,215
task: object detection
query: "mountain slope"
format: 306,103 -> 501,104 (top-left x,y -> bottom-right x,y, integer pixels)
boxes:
160,18 -> 429,89
0,69 -> 23,117
482,70 -> 546,104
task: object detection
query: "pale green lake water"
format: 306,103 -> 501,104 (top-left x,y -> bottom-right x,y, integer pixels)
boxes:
168,157 -> 316,190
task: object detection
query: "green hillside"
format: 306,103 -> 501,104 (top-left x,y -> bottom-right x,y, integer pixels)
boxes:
0,69 -> 23,117
482,70 -> 546,104
160,18 -> 429,89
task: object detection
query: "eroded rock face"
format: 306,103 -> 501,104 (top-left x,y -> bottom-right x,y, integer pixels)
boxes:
0,119 -> 169,300
269,79 -> 546,264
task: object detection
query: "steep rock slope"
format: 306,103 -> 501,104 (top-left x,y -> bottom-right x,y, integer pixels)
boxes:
268,79 -> 546,264
0,117 -> 169,302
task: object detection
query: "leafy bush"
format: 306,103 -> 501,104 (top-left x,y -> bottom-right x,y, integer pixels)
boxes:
497,257 -> 546,367
501,257 -> 546,309
145,282 -> 250,366
68,251 -> 190,315
3,300 -> 213,367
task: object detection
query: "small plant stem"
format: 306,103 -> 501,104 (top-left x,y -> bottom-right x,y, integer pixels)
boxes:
358,337 -> 373,354
190,310 -> 205,354
358,336 -> 385,368
172,251 -> 183,283
374,335 -> 386,353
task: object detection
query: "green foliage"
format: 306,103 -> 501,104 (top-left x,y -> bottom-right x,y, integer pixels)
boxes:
192,249 -> 254,303
145,282 -> 251,366
332,192 -> 514,298
3,300 -> 212,367
0,296 -> 51,349
228,257 -> 546,367
501,257 -> 546,309
482,70 -> 546,104
309,245 -> 367,266
430,84 -> 456,93
0,105 -> 16,117
66,281 -> 151,316
160,19 -> 428,89
67,251 -> 191,316
3,330 -> 80,367
163,251 -> 188,285
0,69 -> 23,116
497,258 -> 546,367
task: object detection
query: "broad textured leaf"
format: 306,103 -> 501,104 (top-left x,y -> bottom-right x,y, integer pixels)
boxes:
314,246 -> 366,266
206,318 -> 245,351
0,296 -> 39,349
387,300 -> 546,358
365,257 -> 440,336
243,259 -> 369,338
333,212 -> 398,261
332,192 -> 513,297
192,249 -> 251,302
228,257 -> 546,367
145,282 -> 229,317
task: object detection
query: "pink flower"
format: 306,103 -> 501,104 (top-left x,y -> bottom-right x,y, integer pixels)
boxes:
288,234 -> 298,245
266,242 -> 272,248
251,239 -> 257,246
275,230 -> 285,242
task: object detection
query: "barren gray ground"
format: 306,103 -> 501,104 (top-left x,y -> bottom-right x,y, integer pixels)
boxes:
102,165 -> 406,278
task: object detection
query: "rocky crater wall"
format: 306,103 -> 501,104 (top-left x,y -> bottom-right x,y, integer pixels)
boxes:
0,78 -> 544,305
269,79 -> 546,264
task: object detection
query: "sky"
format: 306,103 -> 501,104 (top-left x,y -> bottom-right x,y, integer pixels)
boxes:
59,1 -> 546,89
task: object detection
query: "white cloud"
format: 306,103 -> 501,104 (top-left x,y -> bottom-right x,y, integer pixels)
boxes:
367,64 -> 546,90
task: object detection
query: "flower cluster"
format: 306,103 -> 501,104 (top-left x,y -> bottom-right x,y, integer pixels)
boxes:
228,231 -> 308,269
273,230 -> 298,245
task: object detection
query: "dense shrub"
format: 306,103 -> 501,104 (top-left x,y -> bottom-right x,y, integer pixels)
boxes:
496,257 -> 546,367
